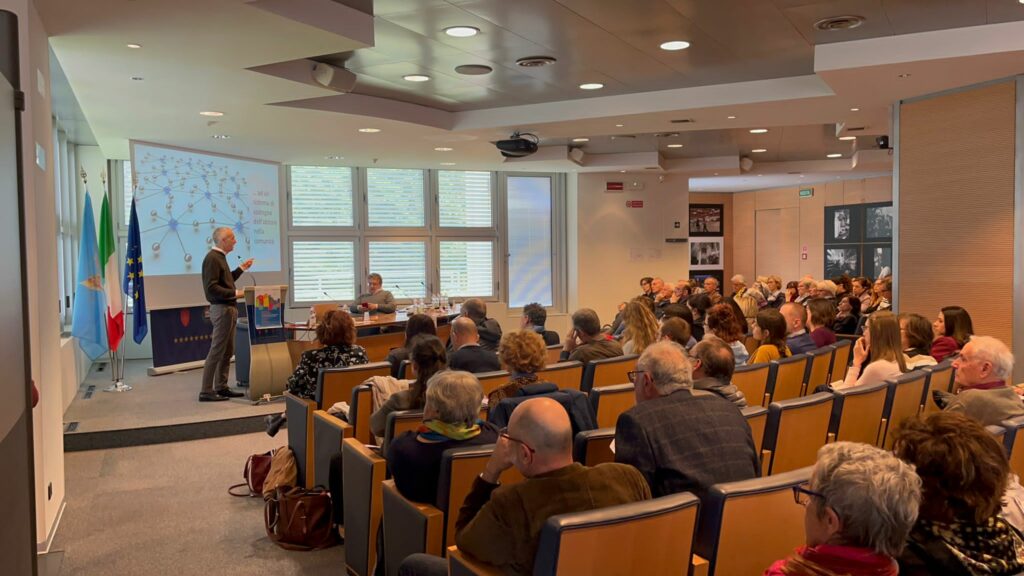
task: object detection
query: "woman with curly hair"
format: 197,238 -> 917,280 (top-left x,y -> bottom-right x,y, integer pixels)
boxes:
704,303 -> 749,365
621,297 -> 660,355
488,329 -> 550,407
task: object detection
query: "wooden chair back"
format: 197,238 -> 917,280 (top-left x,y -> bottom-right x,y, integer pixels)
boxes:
536,361 -> 584,391
580,354 -> 639,393
438,446 -> 524,550
829,340 -> 853,383
828,381 -> 890,447
316,361 -> 392,407
803,347 -> 833,393
359,330 -> 408,363
733,363 -> 772,408
474,370 -> 511,396
1001,415 -> 1024,478
572,428 -> 616,466
763,392 -> 834,475
590,384 -> 636,428
342,438 -> 386,576
382,410 -> 424,455
881,371 -> 930,449
769,355 -> 809,403
546,344 -> 564,366
742,406 -> 769,454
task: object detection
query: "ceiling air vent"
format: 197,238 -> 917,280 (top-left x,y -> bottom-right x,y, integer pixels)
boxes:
516,56 -> 557,67
670,118 -> 695,124
846,126 -> 866,132
455,64 -> 493,75
654,132 -> 681,138
814,15 -> 865,31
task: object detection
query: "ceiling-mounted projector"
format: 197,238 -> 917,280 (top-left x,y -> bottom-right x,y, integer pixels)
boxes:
496,132 -> 539,158
311,62 -> 357,93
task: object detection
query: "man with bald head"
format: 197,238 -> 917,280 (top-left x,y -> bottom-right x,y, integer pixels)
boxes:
781,301 -> 816,355
199,227 -> 252,402
397,397 -> 649,576
616,341 -> 758,499
459,297 -> 502,352
448,316 -> 501,373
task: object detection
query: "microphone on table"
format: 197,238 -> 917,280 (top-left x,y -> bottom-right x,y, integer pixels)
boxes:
393,284 -> 411,299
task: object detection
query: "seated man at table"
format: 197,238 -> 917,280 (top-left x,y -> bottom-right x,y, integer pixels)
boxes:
398,397 -> 650,576
459,297 -> 503,352
448,316 -> 502,374
349,272 -> 396,314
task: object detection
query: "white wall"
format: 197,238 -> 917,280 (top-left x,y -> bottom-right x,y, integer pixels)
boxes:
574,172 -> 690,324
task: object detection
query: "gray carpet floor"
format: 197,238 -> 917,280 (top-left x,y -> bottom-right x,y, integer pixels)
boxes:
52,430 -> 346,575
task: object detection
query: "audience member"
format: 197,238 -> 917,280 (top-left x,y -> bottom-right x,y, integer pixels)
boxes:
350,272 -> 396,314
639,276 -> 654,299
690,339 -> 747,408
660,302 -> 694,327
386,313 -> 437,377
650,277 -> 666,300
806,298 -> 837,349
621,298 -> 660,355
459,298 -> 503,352
488,330 -> 549,407
931,305 -> 974,363
704,303 -> 749,365
703,276 -> 723,304
387,371 -> 498,505
785,280 -> 799,303
370,335 -> 446,438
448,316 -> 502,374
893,412 -> 1024,575
852,276 -> 872,309
795,278 -> 814,305
816,280 -> 838,302
560,308 -> 624,364
766,442 -> 920,576
687,293 -> 712,341
832,295 -> 860,335
266,309 -> 368,436
831,274 -> 853,298
749,308 -> 792,364
839,311 -> 906,390
730,274 -> 747,299
615,341 -> 758,499
669,279 -> 691,304
864,277 -> 891,314
898,313 -> 937,369
781,302 -> 817,355
734,292 -> 759,335
521,302 -> 559,346
396,398 -> 650,576
766,275 -> 786,308
934,335 -> 1024,426
659,317 -> 694,349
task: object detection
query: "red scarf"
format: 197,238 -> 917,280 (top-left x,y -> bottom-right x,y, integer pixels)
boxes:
767,545 -> 897,576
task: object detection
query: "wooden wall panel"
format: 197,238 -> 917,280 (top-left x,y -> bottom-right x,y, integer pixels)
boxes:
899,81 -> 1016,346
732,192 -> 757,279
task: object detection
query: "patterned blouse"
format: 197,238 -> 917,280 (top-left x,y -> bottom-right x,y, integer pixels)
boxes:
286,344 -> 369,400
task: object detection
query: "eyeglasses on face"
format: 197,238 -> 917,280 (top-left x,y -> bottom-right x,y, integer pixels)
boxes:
627,370 -> 650,382
792,483 -> 826,506
498,427 -> 535,454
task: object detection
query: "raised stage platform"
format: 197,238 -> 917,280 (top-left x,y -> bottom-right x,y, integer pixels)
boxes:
63,359 -> 283,451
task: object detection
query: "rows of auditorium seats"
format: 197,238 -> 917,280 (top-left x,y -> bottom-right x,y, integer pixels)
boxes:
280,336 -> 1024,575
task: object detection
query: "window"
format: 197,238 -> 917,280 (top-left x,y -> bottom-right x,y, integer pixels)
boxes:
290,166 -> 353,227
368,241 -> 426,298
507,176 -> 553,307
440,241 -> 494,297
438,171 -> 492,227
291,241 -> 356,302
366,168 -> 424,227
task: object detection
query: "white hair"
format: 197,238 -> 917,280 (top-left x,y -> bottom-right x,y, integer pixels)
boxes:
637,341 -> 692,394
968,335 -> 1014,380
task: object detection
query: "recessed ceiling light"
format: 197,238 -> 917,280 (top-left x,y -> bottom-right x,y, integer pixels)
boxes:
615,124 -> 624,128
751,148 -> 767,153
579,83 -> 604,90
440,162 -> 456,166
713,173 -> 719,176
434,147 -> 453,151
827,153 -> 843,158
516,56 -> 557,67
325,155 -> 342,160
727,115 -> 737,119
659,40 -> 691,51
619,170 -> 627,173
126,43 -> 142,49
799,174 -> 805,178
749,128 -> 768,134
200,111 -> 224,117
571,138 -> 589,143
838,136 -> 856,141
403,74 -> 430,82
358,128 -> 381,133
444,26 -> 479,38
757,174 -> 763,177
130,76 -> 144,81
211,134 -> 230,139
667,144 -> 683,148
850,107 -> 860,112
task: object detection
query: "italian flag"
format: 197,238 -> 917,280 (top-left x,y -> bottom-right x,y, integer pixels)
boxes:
99,195 -> 124,351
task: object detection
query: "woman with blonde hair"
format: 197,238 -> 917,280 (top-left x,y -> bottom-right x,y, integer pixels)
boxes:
621,297 -> 660,355
838,311 -> 907,389
488,329 -> 549,407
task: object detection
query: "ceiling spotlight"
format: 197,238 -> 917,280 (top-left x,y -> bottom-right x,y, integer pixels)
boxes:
358,128 -> 381,133
799,174 -> 805,178
130,76 -> 144,81
749,128 -> 768,134
211,134 -> 230,139
619,170 -> 627,173
325,155 -> 342,160
659,40 -> 691,51
579,83 -> 604,90
827,153 -> 843,158
713,173 -> 719,176
838,136 -> 856,141
615,124 -> 624,128
751,148 -> 767,153
434,147 -> 453,151
444,26 -> 479,37
850,107 -> 860,112
898,73 -> 912,78
200,111 -> 224,117
727,115 -> 737,119
403,74 -> 430,82
571,138 -> 590,143
667,144 -> 683,148
440,162 -> 457,166
126,43 -> 142,49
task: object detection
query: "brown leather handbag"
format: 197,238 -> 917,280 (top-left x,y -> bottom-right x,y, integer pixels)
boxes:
228,450 -> 274,497
264,486 -> 337,551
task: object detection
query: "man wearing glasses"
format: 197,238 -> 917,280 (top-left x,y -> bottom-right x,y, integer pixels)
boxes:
615,341 -> 759,499
399,397 -> 650,576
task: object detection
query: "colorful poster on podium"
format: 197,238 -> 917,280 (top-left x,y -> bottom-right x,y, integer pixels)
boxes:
253,286 -> 283,330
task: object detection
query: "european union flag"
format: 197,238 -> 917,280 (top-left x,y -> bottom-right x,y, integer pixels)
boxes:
71,192 -> 108,360
123,195 -> 148,343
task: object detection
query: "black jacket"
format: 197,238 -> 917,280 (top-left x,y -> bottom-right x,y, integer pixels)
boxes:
449,344 -> 501,374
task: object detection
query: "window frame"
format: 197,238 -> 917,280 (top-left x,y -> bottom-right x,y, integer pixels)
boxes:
500,172 -> 566,312
436,236 -> 499,299
286,165 -> 357,232
288,236 -> 361,306
362,167 -> 429,233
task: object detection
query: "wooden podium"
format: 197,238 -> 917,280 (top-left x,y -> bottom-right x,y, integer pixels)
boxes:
242,285 -> 295,402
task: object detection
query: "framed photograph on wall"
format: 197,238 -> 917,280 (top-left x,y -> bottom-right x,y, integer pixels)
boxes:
824,205 -> 862,243
864,203 -> 894,241
689,269 -> 724,290
824,245 -> 861,278
863,243 -> 893,279
689,237 -> 724,270
689,204 -> 724,237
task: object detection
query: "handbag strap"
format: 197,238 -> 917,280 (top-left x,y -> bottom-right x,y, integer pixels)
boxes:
228,482 -> 255,498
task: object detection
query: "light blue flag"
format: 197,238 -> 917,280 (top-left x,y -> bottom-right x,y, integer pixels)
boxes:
71,192 -> 108,360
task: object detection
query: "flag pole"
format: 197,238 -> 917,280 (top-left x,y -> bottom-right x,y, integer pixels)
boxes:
102,168 -> 131,392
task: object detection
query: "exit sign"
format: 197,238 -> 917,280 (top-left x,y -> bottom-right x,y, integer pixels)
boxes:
626,200 -> 644,208
799,187 -> 814,198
